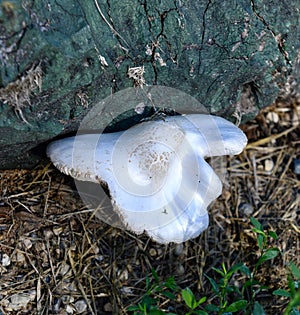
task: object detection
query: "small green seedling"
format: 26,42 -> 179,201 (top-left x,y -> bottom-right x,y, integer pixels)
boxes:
181,287 -> 207,315
127,217 -> 294,315
273,262 -> 300,315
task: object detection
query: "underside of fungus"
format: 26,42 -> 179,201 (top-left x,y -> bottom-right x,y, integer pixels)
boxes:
47,114 -> 247,244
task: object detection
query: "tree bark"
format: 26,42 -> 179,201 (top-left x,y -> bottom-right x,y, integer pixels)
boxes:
0,0 -> 299,168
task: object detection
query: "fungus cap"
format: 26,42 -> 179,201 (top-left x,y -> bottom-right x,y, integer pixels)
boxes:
47,114 -> 247,243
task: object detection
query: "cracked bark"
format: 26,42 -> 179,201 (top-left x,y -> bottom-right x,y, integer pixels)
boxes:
0,0 -> 299,168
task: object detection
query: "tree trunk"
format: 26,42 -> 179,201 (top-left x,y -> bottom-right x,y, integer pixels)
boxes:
0,0 -> 299,168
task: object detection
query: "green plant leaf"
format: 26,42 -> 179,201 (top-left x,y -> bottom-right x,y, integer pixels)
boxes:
252,228 -> 266,236
287,277 -> 296,296
291,290 -> 300,307
152,268 -> 160,283
212,266 -> 225,277
146,275 -> 151,291
226,263 -> 244,278
257,248 -> 280,265
284,289 -> 300,315
192,310 -> 209,315
242,279 -> 253,289
257,234 -> 264,250
141,295 -> 157,307
182,287 -> 196,309
197,296 -> 207,305
164,276 -> 178,291
224,300 -> 248,312
205,304 -> 219,312
205,274 -> 219,294
250,217 -> 263,231
273,289 -> 291,297
240,264 -> 251,277
290,262 -> 300,280
181,288 -> 206,310
148,310 -> 166,315
268,230 -> 278,240
127,305 -> 140,311
162,291 -> 176,300
253,301 -> 266,315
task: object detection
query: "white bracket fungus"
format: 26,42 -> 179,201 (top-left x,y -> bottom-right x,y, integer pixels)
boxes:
47,114 -> 247,244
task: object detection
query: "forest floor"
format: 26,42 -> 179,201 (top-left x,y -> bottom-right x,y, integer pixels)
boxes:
0,98 -> 299,315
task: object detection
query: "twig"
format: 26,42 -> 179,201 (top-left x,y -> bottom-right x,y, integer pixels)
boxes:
246,125 -> 298,148
93,0 -> 129,50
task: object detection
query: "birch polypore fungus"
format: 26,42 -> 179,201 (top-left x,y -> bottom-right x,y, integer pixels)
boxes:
47,114 -> 247,243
